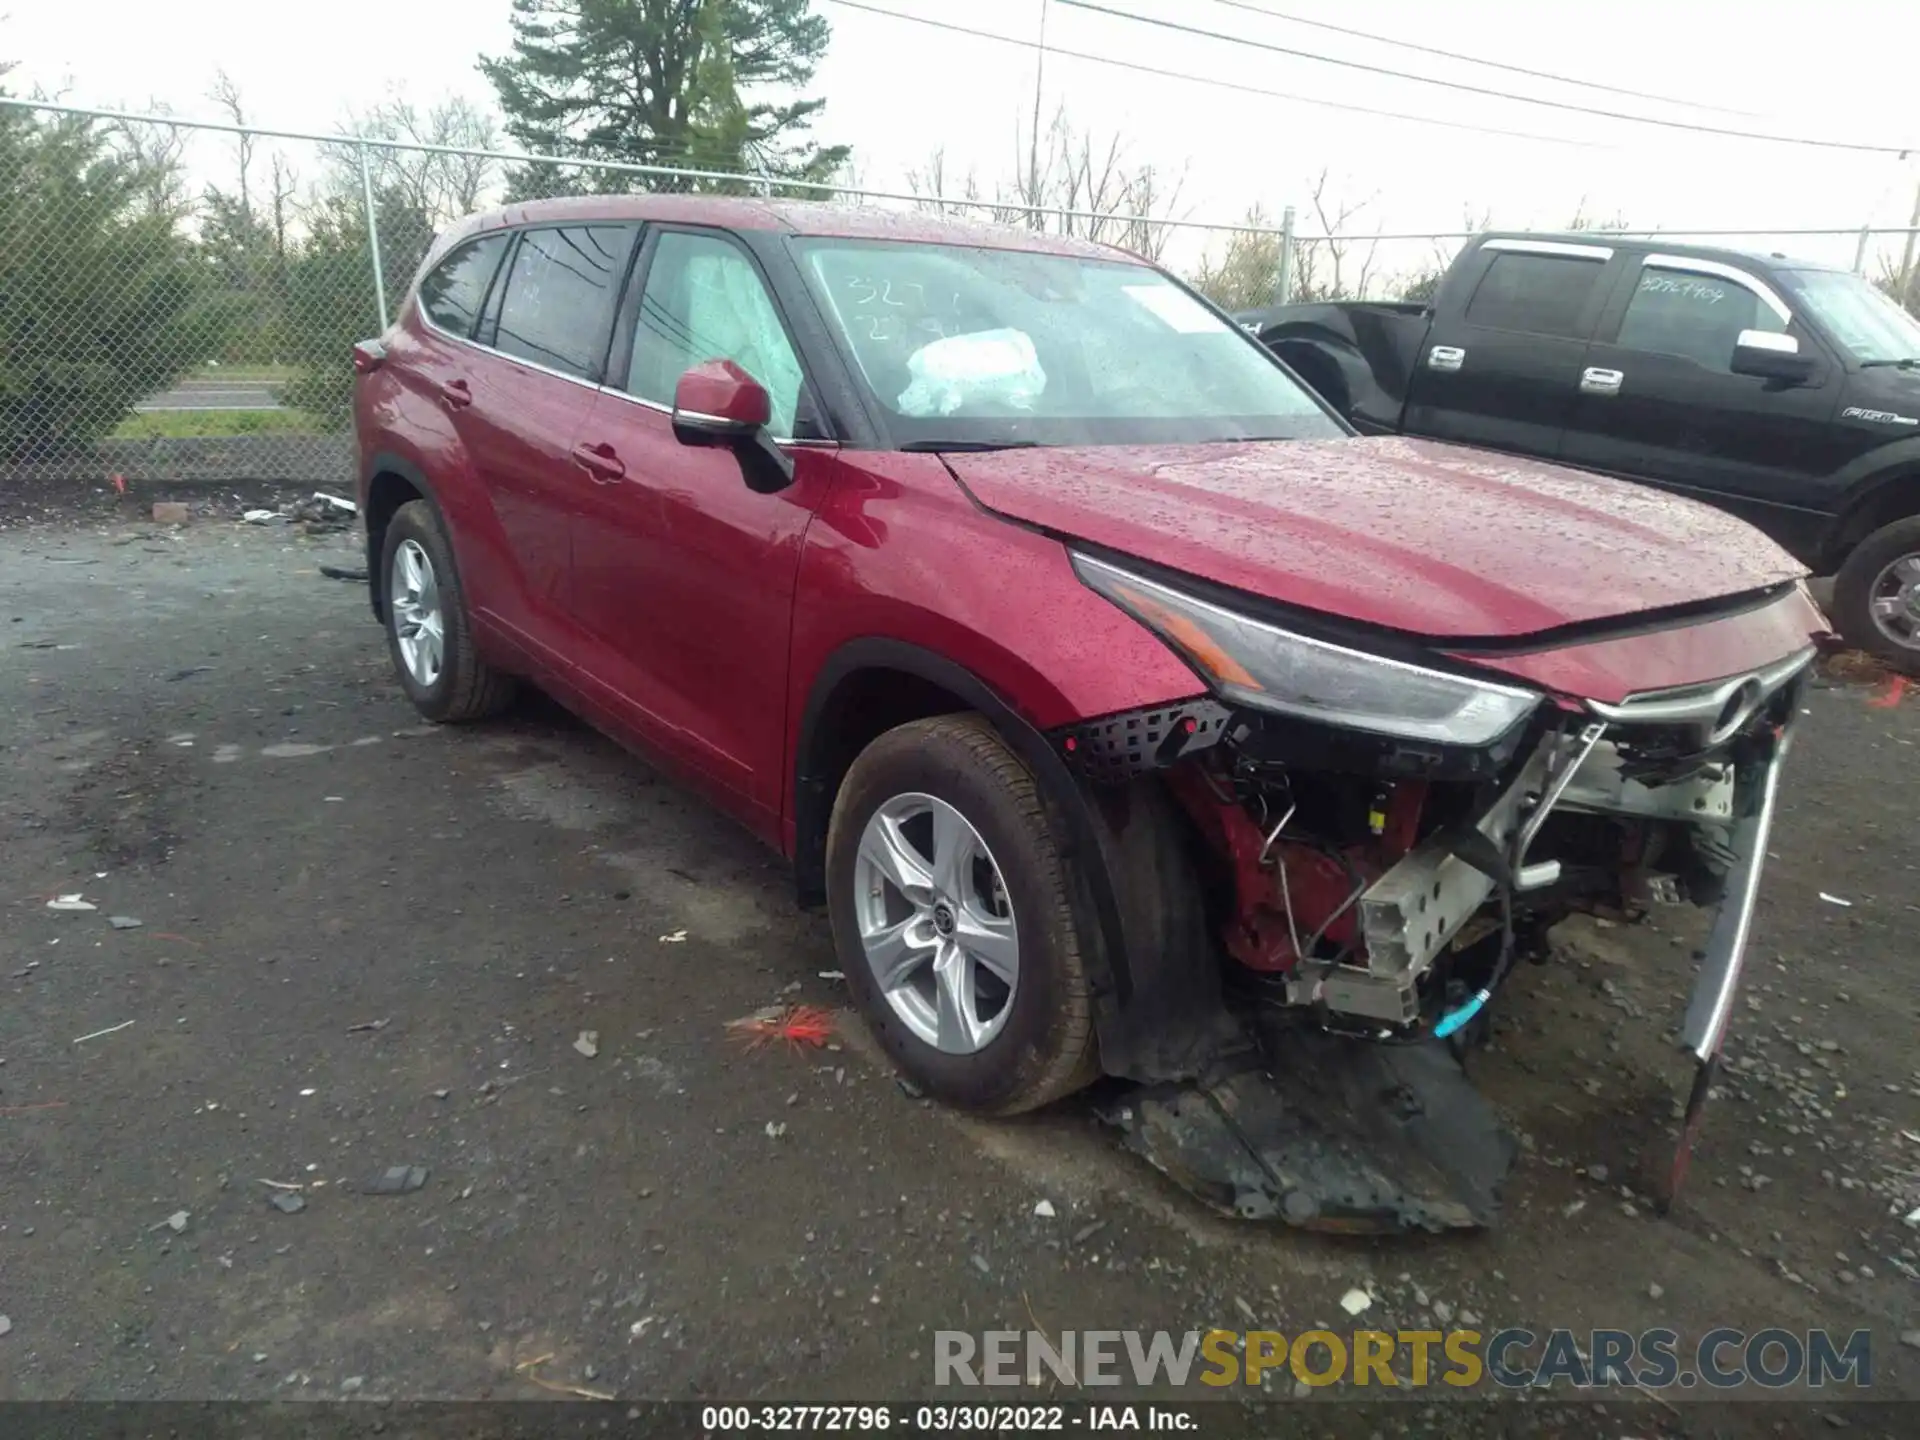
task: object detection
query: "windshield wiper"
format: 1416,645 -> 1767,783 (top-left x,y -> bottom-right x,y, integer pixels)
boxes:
897,439 -> 1042,452
1859,357 -> 1920,369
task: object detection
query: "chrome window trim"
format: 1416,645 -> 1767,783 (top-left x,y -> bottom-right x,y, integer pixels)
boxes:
1640,254 -> 1792,325
1482,238 -> 1615,261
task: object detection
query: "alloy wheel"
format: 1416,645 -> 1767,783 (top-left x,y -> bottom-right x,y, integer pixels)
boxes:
389,538 -> 445,688
1868,553 -> 1920,653
852,792 -> 1019,1055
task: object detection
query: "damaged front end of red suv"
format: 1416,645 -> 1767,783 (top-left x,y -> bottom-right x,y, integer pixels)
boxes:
1049,552 -> 1822,1234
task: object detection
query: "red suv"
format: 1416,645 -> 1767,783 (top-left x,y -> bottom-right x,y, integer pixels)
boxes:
354,197 -> 1823,1205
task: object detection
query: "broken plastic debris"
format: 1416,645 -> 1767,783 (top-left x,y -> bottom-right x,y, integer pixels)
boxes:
658,929 -> 688,943
1033,1199 -> 1056,1218
1340,1288 -> 1372,1316
72,1020 -> 134,1044
107,916 -> 143,930
1905,1206 -> 1920,1229
312,491 -> 357,514
765,1121 -> 787,1139
0,1316 -> 10,1337
364,1165 -> 429,1195
574,1030 -> 600,1058
297,1088 -> 317,1097
726,1005 -> 835,1051
818,970 -> 845,981
164,1210 -> 189,1234
1819,893 -> 1854,908
268,1192 -> 307,1214
47,894 -> 96,912
241,509 -> 282,524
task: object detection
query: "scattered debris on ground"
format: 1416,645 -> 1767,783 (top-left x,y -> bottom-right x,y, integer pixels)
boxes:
574,1030 -> 600,1058
363,1165 -> 429,1195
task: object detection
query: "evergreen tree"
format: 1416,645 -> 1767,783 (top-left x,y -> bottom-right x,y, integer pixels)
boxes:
479,0 -> 848,198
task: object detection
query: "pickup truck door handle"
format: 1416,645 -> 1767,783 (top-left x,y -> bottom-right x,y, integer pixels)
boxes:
1580,367 -> 1625,397
437,378 -> 473,410
571,441 -> 626,483
1427,345 -> 1465,373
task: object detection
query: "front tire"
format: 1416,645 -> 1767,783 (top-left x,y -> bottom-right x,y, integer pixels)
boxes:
826,714 -> 1099,1114
380,500 -> 517,722
1833,516 -> 1920,674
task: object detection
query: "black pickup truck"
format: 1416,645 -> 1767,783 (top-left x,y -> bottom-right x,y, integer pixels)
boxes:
1243,232 -> 1920,669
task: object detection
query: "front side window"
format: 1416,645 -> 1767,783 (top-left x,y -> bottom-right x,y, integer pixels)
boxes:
1463,252 -> 1606,338
1786,268 -> 1920,365
625,231 -> 806,436
419,233 -> 508,337
493,225 -> 633,380
792,238 -> 1338,448
1615,265 -> 1788,371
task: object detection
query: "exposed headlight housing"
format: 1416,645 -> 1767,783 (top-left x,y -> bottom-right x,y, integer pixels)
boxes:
1072,553 -> 1540,748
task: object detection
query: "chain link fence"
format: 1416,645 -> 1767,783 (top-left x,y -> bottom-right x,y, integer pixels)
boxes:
2,94 -> 1915,497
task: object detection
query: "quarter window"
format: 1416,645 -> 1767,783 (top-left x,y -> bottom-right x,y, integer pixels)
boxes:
418,233 -> 508,338
1615,266 -> 1789,371
625,231 -> 805,436
1464,252 -> 1607,338
493,225 -> 634,380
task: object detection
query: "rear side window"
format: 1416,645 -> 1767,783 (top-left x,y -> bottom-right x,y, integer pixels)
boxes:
1464,252 -> 1606,338
418,233 -> 508,337
493,225 -> 634,380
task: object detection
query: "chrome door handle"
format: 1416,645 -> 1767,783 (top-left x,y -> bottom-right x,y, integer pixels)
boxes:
1581,367 -> 1624,396
1427,345 -> 1465,373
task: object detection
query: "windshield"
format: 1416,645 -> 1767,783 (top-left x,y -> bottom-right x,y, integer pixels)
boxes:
791,238 -> 1342,448
1787,269 -> 1920,364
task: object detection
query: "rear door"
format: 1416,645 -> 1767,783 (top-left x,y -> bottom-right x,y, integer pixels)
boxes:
1404,239 -> 1618,458
566,225 -> 835,827
1558,255 -> 1843,544
458,222 -> 637,660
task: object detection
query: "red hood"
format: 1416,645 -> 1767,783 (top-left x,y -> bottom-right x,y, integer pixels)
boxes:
946,436 -> 1806,640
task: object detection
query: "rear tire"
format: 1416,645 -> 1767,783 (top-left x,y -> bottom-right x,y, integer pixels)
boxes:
826,714 -> 1099,1115
1832,516 -> 1920,674
380,500 -> 517,722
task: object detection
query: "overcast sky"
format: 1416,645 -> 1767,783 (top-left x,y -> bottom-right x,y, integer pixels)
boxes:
9,0 -> 1920,277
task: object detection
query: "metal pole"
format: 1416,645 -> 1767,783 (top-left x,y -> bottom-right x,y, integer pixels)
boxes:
1276,205 -> 1296,306
358,142 -> 390,330
1028,0 -> 1050,232
1900,177 -> 1920,311
1853,225 -> 1872,276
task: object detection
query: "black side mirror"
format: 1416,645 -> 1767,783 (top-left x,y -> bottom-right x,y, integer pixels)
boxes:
1731,329 -> 1817,385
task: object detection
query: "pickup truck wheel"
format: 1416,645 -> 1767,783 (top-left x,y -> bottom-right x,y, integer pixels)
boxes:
826,714 -> 1099,1115
381,500 -> 518,722
1833,516 -> 1920,673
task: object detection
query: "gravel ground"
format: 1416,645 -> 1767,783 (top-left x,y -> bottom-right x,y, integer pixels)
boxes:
1,495 -> 1916,1436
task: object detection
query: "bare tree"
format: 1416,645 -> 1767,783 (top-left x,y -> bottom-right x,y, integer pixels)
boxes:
208,68 -> 254,220
326,95 -> 500,227
107,107 -> 192,222
1290,170 -> 1382,302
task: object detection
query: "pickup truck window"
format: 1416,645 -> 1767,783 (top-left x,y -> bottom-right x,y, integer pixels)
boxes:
1464,252 -> 1606,339
1786,269 -> 1920,366
1616,264 -> 1788,372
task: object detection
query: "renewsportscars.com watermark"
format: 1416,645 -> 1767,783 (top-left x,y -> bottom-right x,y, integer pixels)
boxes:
935,1328 -> 1873,1392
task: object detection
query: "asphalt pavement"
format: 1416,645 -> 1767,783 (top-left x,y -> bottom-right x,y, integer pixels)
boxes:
0,499 -> 1916,1433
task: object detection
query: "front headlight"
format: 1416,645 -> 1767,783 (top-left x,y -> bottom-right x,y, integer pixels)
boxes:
1073,553 -> 1540,747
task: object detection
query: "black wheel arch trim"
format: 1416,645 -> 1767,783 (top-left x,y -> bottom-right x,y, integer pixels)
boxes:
361,451 -> 446,621
1826,437 -> 1920,566
793,637 -> 1134,1012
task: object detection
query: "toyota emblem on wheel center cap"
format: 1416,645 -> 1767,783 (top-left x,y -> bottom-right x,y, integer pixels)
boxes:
933,902 -> 957,936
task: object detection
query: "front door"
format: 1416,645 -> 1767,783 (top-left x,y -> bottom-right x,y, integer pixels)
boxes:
1559,256 -> 1842,544
567,226 -> 834,831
